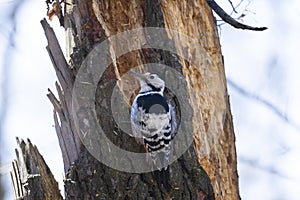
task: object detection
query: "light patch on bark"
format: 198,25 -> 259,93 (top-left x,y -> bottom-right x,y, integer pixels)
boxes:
160,1 -> 239,199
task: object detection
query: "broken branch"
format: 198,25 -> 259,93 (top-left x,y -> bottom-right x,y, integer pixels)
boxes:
206,0 -> 267,31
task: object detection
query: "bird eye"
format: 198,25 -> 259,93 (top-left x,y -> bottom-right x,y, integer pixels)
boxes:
149,75 -> 155,79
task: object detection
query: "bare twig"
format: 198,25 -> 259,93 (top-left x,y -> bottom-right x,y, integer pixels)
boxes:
227,0 -> 238,13
239,156 -> 287,179
206,0 -> 267,31
227,79 -> 300,131
235,0 -> 245,11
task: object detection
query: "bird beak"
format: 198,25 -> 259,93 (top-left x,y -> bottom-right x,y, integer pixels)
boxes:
128,70 -> 146,80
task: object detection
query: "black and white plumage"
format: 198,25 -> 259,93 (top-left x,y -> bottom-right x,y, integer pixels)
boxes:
130,71 -> 177,171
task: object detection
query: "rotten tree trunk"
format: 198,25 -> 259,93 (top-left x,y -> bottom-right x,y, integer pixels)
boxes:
10,138 -> 62,200
35,0 -> 238,199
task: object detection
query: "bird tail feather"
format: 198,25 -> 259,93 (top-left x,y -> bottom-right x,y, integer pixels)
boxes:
153,167 -> 171,192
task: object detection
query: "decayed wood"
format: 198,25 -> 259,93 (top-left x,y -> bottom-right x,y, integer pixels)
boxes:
57,0 -> 217,199
38,0 -> 240,199
41,19 -> 73,90
41,18 -> 80,172
157,1 -> 241,199
10,138 -> 62,200
11,160 -> 24,199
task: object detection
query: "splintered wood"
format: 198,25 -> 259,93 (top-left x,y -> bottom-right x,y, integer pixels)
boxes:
10,138 -> 62,200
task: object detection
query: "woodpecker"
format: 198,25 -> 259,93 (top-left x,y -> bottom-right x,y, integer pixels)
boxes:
130,71 -> 177,172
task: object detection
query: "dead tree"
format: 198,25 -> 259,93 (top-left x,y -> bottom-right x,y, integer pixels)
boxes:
11,0 -> 266,199
10,138 -> 62,200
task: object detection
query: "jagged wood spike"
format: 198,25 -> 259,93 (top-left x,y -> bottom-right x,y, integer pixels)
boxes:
10,138 -> 63,200
41,18 -> 81,171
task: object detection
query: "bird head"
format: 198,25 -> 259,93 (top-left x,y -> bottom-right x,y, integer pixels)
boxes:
129,71 -> 165,93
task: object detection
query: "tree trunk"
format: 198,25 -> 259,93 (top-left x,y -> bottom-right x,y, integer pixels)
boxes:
10,138 -> 62,200
38,0 -> 239,199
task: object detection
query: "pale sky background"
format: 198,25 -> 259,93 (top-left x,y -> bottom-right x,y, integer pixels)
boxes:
1,0 -> 300,199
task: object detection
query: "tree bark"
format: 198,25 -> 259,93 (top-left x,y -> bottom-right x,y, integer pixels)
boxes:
10,138 -> 62,200
39,0 -> 239,199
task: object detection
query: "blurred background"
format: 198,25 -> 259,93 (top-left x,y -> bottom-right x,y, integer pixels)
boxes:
0,0 -> 299,199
